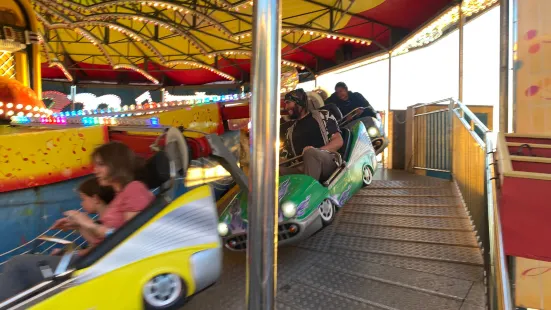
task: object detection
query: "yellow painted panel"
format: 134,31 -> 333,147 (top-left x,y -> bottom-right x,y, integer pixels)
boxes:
515,257 -> 551,309
0,126 -> 107,192
515,0 -> 551,134
132,103 -> 222,137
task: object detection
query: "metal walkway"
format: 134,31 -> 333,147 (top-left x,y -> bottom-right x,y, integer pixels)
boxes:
186,170 -> 486,310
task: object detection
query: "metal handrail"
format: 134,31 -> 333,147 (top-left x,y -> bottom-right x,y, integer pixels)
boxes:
454,100 -> 513,309
453,99 -> 490,133
452,106 -> 487,148
486,138 -> 514,310
412,98 -> 513,309
411,97 -> 454,110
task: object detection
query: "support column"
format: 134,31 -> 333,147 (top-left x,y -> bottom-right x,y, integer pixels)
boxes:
385,53 -> 392,168
388,54 -> 392,114
247,0 -> 281,309
458,6 -> 464,102
70,85 -> 77,111
499,0 -> 510,133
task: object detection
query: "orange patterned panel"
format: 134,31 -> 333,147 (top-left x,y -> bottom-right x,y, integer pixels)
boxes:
0,126 -> 108,192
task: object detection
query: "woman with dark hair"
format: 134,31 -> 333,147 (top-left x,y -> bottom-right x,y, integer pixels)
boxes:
59,142 -> 154,241
0,142 -> 154,301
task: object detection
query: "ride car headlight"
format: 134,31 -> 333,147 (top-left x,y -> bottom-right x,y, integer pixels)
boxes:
281,202 -> 297,218
218,223 -> 229,236
367,126 -> 379,137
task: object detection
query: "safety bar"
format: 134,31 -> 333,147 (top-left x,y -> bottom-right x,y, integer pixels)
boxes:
338,107 -> 379,127
205,134 -> 249,193
280,155 -> 303,166
30,236 -> 77,255
36,236 -> 73,245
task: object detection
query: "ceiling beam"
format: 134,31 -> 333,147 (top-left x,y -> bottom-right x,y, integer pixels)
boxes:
302,0 -> 395,30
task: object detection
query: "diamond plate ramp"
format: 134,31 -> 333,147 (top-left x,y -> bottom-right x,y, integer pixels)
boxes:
278,283 -> 384,310
339,213 -> 474,231
369,180 -> 449,189
336,223 -> 479,247
348,196 -> 460,206
331,235 -> 483,265
345,204 -> 469,218
295,218 -> 338,252
298,266 -> 463,310
329,248 -> 484,282
185,248 -> 318,309
315,253 -> 473,299
184,172 -> 485,310
357,188 -> 456,197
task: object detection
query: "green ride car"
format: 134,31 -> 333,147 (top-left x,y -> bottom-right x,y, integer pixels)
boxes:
217,120 -> 377,251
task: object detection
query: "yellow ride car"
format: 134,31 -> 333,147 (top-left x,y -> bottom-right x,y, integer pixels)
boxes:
0,128 -> 223,310
0,185 -> 222,310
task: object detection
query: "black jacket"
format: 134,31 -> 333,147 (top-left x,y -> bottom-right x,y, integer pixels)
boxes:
325,91 -> 376,117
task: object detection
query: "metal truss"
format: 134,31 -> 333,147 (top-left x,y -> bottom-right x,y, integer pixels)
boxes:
32,0 -> 393,84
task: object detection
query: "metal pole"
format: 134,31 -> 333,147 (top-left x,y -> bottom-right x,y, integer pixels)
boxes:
458,7 -> 464,102
448,99 -> 454,175
70,85 -> 77,111
499,0 -> 510,133
247,0 -> 281,309
386,53 -> 392,169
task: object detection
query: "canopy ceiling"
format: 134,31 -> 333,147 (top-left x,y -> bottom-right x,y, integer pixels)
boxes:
35,0 -> 456,85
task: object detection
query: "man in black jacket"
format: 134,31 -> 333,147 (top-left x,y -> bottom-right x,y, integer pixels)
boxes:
280,89 -> 343,182
325,82 -> 377,117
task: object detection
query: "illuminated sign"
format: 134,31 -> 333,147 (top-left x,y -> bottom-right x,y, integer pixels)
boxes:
163,90 -> 248,104
67,93 -> 122,111
135,91 -> 153,105
10,115 -> 160,127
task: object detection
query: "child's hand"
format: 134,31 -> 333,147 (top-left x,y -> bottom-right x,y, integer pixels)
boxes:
64,210 -> 94,229
51,218 -> 77,231
50,248 -> 64,256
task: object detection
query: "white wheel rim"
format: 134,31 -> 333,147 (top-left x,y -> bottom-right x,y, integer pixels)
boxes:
319,199 -> 334,221
143,274 -> 182,308
363,166 -> 373,185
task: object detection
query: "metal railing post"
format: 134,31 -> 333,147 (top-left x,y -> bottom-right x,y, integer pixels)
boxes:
458,7 -> 464,102
499,0 -> 510,133
448,99 -> 454,174
386,52 -> 392,169
486,137 -> 514,310
484,137 -> 493,309
247,0 -> 282,309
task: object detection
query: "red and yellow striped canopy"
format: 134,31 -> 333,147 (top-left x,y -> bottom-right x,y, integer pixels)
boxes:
36,0 -> 454,85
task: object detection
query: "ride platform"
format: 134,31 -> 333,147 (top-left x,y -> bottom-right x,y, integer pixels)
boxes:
186,169 -> 486,310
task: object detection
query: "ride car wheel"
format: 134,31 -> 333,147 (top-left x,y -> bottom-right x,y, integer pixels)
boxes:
143,273 -> 187,310
319,199 -> 335,226
362,165 -> 373,187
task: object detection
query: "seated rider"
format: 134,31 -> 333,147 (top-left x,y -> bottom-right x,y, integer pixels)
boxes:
49,177 -> 115,256
325,82 -> 377,118
0,142 -> 154,301
280,88 -> 343,182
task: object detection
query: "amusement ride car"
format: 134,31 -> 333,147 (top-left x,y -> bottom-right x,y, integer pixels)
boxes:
0,127 -> 234,310
217,102 -> 378,251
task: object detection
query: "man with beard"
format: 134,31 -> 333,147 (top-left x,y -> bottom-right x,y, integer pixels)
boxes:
326,82 -> 377,117
280,88 -> 343,182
